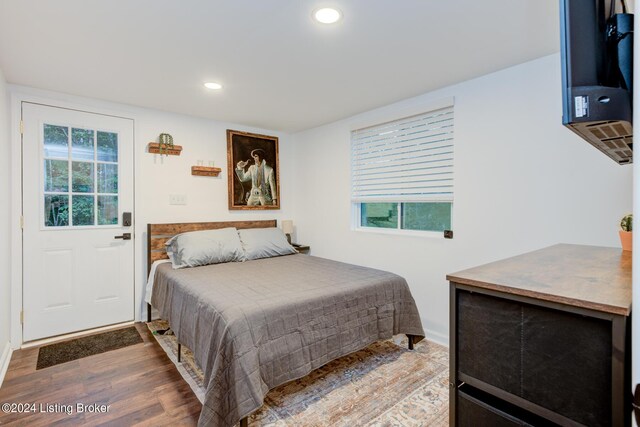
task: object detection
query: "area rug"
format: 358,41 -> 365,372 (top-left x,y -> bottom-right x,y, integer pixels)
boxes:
147,320 -> 449,426
36,326 -> 143,370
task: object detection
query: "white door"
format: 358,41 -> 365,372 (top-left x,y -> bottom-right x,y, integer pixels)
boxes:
22,103 -> 135,342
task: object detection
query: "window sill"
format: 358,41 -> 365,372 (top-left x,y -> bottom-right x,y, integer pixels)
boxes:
353,226 -> 447,239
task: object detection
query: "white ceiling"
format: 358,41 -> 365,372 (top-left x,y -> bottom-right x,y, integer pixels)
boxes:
0,0 -> 559,132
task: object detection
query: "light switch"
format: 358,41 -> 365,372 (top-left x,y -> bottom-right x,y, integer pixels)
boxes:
169,194 -> 187,205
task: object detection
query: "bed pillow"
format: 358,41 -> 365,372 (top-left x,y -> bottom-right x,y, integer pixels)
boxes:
165,227 -> 244,269
238,227 -> 297,261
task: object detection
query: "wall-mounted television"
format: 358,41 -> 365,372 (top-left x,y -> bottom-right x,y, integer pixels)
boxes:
560,0 -> 633,164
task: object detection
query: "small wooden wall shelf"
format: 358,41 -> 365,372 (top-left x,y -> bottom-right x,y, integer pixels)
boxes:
192,166 -> 222,177
148,143 -> 183,156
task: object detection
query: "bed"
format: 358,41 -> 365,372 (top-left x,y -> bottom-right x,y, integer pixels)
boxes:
146,220 -> 425,427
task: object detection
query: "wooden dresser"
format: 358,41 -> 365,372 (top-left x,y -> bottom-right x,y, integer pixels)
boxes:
447,244 -> 631,426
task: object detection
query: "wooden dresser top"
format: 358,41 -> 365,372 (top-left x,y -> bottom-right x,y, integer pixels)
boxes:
447,244 -> 631,316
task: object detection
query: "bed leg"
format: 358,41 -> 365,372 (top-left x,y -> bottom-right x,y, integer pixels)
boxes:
178,343 -> 182,363
147,303 -> 152,323
240,416 -> 248,427
407,334 -> 415,350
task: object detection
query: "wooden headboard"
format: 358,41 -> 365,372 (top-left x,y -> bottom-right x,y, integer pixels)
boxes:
147,220 -> 277,272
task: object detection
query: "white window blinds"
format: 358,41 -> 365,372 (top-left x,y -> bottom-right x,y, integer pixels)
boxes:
351,106 -> 454,203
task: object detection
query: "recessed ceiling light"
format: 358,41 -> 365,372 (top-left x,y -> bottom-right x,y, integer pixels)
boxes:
314,7 -> 342,24
204,82 -> 222,90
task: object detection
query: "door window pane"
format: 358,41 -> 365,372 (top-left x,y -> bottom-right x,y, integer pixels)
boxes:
97,163 -> 118,194
72,161 -> 94,193
97,131 -> 118,162
44,159 -> 69,192
72,128 -> 95,161
401,202 -> 452,231
43,124 -> 69,159
361,203 -> 398,229
98,196 -> 118,225
44,195 -> 69,227
72,195 -> 95,226
42,123 -> 120,228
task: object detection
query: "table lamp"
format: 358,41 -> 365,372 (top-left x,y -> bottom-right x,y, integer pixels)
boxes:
282,220 -> 294,243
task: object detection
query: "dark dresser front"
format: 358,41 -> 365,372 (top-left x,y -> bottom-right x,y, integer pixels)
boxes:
448,244 -> 631,426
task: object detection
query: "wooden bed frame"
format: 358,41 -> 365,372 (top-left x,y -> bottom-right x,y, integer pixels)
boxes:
147,219 -> 277,271
146,219 -> 415,427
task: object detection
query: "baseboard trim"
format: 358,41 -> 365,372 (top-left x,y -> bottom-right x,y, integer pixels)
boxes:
426,329 -> 448,347
0,341 -> 13,388
419,316 -> 449,348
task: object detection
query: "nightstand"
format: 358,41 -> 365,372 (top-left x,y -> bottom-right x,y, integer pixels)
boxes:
292,243 -> 310,254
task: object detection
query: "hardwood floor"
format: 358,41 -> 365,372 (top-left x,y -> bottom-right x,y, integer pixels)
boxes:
0,323 -> 202,426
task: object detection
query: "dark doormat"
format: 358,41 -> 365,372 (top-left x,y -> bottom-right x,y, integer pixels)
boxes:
36,326 -> 143,370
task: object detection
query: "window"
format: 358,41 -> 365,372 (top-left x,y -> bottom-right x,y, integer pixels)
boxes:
43,123 -> 119,227
351,105 -> 454,234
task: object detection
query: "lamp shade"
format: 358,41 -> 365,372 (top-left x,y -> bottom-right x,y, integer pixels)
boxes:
282,220 -> 294,234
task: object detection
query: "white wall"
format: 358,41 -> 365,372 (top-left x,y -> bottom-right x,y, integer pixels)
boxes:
291,54 -> 633,344
0,69 -> 11,364
7,54 -> 633,347
8,86 -> 295,343
133,108 -> 296,320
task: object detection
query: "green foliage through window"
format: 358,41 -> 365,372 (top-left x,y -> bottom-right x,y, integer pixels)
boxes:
72,161 -> 94,193
43,124 -> 69,158
361,203 -> 398,229
44,160 -> 69,192
98,196 -> 118,225
360,202 -> 451,232
402,203 -> 451,231
72,128 -> 95,161
97,131 -> 118,162
97,163 -> 118,193
44,195 -> 69,227
43,123 -> 119,227
72,195 -> 95,226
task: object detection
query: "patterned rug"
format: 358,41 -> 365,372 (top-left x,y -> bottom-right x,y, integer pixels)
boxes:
147,320 -> 449,426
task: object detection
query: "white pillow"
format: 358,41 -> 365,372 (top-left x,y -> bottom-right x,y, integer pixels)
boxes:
238,227 -> 297,261
165,227 -> 244,269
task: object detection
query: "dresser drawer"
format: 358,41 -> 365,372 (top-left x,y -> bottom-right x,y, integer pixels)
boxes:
457,290 -> 612,426
457,385 -> 555,427
458,393 -> 523,427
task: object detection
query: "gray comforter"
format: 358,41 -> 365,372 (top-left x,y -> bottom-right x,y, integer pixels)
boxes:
151,254 -> 424,427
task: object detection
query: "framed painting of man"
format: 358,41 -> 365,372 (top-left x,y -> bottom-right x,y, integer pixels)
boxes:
227,129 -> 280,210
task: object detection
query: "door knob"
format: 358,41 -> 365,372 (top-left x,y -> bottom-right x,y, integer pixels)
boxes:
114,233 -> 132,240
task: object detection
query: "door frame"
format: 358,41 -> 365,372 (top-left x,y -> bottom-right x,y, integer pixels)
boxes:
10,91 -> 138,348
